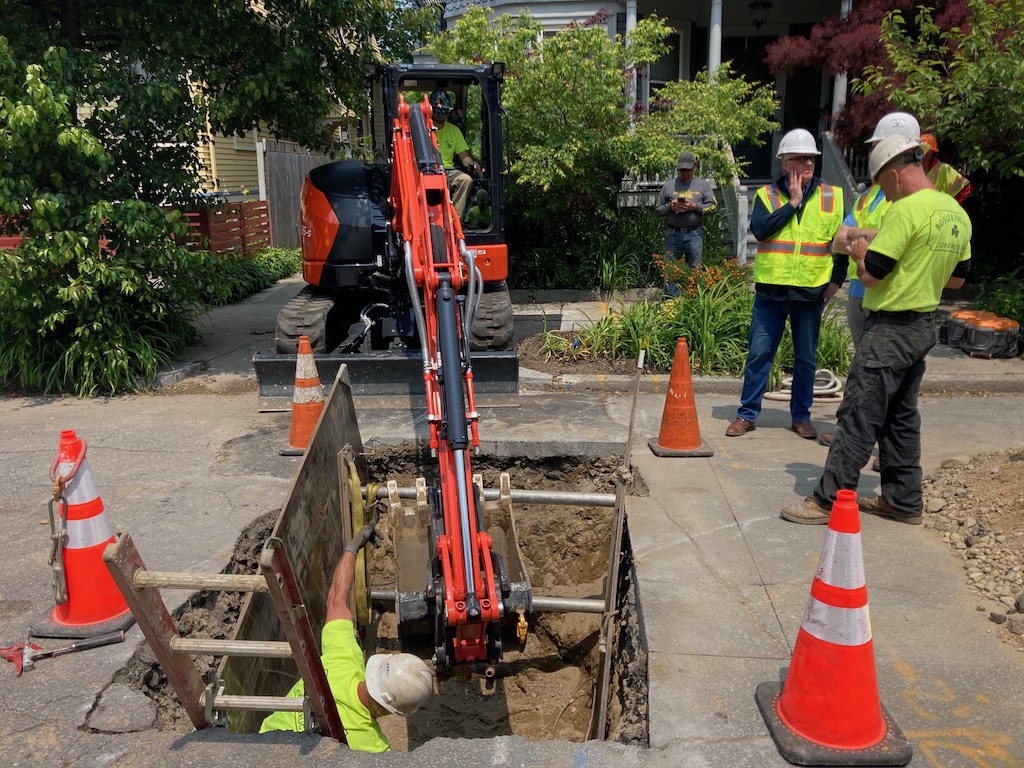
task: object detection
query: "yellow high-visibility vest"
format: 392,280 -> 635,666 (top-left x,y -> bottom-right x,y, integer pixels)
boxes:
753,182 -> 843,288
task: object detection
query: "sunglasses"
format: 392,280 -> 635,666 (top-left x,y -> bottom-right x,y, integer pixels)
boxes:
786,155 -> 816,165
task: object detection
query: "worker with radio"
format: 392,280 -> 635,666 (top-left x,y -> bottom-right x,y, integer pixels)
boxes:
260,513 -> 435,750
726,128 -> 844,442
430,89 -> 483,218
781,134 -> 972,525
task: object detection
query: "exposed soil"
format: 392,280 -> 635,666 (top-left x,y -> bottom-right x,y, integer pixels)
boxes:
116,450 -> 650,747
111,510 -> 278,730
362,447 -> 646,748
516,332 -> 654,377
921,449 -> 1024,652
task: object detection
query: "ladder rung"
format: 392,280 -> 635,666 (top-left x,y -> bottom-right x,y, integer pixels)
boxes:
170,637 -> 294,658
134,571 -> 268,592
203,693 -> 306,713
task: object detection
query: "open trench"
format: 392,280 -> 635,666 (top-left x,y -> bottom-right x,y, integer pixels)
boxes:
112,446 -> 649,747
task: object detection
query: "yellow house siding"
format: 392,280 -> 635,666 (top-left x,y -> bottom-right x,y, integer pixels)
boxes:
198,130 -> 259,197
198,136 -> 217,194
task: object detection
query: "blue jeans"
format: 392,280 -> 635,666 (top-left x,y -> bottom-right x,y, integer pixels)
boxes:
664,226 -> 704,270
737,293 -> 823,424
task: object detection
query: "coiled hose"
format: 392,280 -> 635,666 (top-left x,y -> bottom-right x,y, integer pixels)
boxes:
764,368 -> 844,402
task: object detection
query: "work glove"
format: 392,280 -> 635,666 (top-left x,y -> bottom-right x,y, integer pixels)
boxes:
345,511 -> 382,555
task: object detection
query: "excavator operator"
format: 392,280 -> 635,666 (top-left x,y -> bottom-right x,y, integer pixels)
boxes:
260,513 -> 435,751
430,88 -> 484,218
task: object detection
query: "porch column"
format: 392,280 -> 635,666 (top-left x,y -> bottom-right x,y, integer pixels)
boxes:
831,0 -> 852,118
626,0 -> 638,115
708,0 -> 723,78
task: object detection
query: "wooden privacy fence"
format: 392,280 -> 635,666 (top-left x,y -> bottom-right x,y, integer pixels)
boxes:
266,142 -> 332,248
1,200 -> 272,257
181,200 -> 272,256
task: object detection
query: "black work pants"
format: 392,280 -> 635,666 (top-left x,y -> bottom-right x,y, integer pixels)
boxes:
813,311 -> 936,515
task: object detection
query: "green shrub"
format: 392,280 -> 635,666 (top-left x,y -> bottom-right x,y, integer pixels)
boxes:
200,248 -> 302,306
541,263 -> 853,381
0,245 -> 301,396
971,269 -> 1024,325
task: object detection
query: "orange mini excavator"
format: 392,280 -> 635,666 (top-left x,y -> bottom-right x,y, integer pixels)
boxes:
253,64 -> 517,407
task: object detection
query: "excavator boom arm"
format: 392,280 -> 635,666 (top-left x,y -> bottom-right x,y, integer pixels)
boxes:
389,96 -> 500,666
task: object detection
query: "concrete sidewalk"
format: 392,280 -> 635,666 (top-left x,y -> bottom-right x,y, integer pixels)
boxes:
1,278 -> 1023,768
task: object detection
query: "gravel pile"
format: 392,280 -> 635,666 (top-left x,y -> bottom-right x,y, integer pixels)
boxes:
921,451 -> 1024,651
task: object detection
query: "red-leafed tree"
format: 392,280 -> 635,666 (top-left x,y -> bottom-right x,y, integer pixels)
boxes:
764,0 -> 968,149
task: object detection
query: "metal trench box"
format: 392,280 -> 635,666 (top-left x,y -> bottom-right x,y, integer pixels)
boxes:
219,366 -> 366,733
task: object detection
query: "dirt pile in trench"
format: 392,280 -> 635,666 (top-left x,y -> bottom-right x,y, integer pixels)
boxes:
363,447 -> 645,747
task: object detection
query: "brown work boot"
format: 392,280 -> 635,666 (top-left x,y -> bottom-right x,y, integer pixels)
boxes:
791,421 -> 817,440
818,432 -> 833,446
870,457 -> 881,472
858,496 -> 923,525
726,417 -> 756,437
781,497 -> 831,525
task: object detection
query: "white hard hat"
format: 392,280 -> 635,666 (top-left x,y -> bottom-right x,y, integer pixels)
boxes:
869,135 -> 927,181
776,129 -> 820,159
364,653 -> 434,716
866,111 -> 921,144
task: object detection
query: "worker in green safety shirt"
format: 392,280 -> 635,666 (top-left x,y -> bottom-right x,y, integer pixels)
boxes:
430,88 -> 483,219
260,514 -> 435,750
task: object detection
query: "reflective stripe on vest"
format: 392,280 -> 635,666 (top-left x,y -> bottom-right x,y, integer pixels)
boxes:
819,184 -> 835,214
927,162 -> 970,198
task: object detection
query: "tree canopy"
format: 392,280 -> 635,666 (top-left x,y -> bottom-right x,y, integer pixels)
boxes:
859,0 -> 1024,178
764,0 -> 968,147
427,8 -> 670,208
0,0 -> 435,394
426,7 -> 777,210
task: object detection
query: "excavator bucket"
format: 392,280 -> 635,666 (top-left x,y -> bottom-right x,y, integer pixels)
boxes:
383,473 -> 531,668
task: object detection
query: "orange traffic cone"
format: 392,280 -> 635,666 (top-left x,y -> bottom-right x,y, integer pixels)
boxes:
281,335 -> 325,456
648,338 -> 713,457
755,490 -> 912,766
31,430 -> 135,639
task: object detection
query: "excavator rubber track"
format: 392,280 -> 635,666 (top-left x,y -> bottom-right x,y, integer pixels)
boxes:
274,286 -> 337,354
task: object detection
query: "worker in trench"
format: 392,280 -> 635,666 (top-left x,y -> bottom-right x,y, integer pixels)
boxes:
260,513 -> 435,750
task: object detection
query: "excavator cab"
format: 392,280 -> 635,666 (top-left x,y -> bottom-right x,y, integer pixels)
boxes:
374,63 -> 509,284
